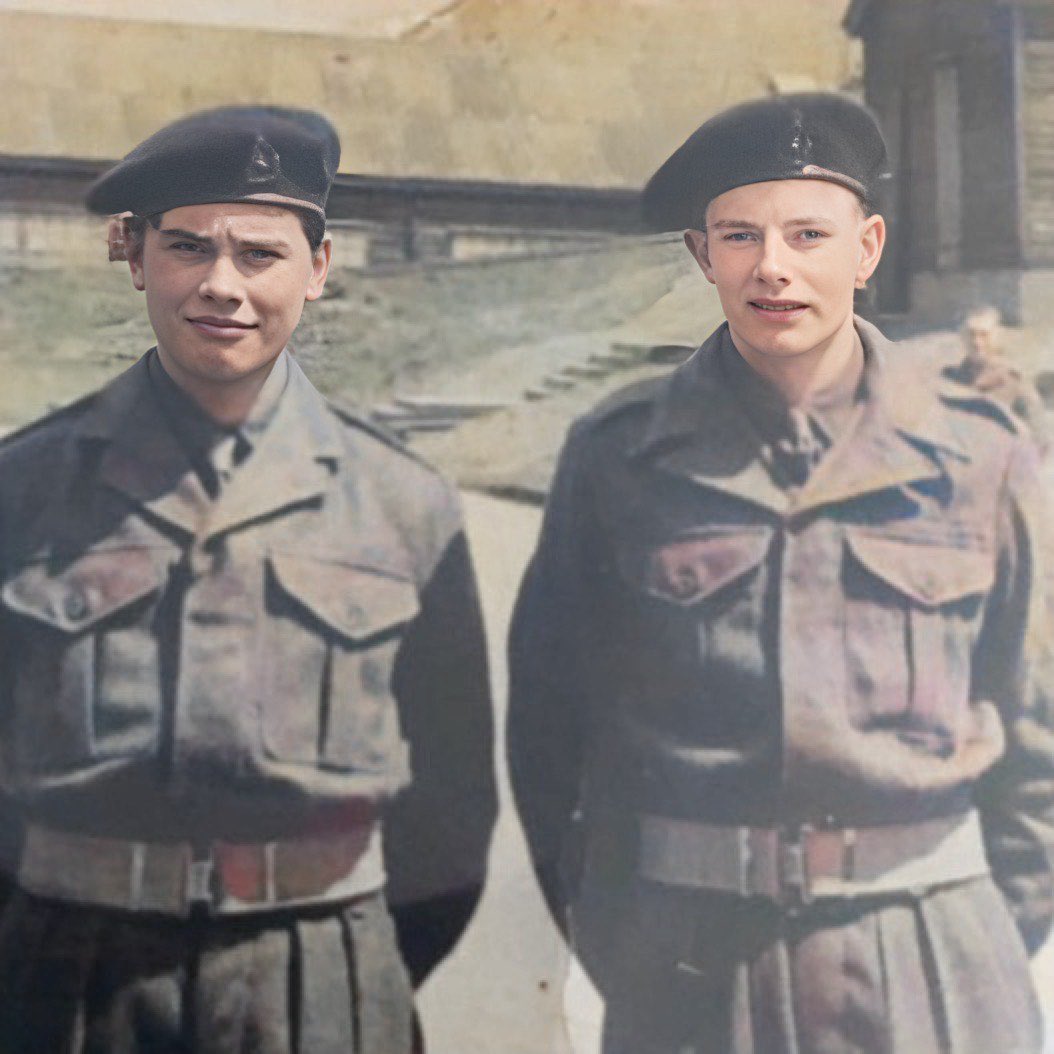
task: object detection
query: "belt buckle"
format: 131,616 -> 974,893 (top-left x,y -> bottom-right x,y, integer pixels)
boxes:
185,850 -> 216,909
780,824 -> 858,907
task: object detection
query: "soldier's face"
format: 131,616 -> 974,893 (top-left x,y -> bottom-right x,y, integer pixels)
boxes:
127,202 -> 330,392
684,179 -> 885,368
965,318 -> 1001,361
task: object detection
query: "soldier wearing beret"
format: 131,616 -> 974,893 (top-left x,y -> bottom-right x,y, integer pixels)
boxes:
509,93 -> 1054,1053
0,106 -> 496,1052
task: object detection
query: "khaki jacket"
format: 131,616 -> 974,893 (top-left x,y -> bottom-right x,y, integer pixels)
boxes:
0,351 -> 496,981
509,318 -> 1054,980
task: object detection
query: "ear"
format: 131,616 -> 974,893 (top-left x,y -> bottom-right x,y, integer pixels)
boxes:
305,236 -> 333,302
126,237 -> 146,293
855,213 -> 886,289
684,229 -> 716,285
106,217 -> 128,262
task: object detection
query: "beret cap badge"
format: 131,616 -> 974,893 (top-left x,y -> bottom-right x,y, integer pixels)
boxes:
246,137 -> 281,185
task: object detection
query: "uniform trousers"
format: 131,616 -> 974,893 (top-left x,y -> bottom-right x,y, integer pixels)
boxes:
0,887 -> 413,1054
600,876 -> 1043,1054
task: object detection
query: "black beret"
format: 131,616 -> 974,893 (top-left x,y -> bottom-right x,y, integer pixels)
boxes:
641,92 -> 890,232
85,105 -> 341,218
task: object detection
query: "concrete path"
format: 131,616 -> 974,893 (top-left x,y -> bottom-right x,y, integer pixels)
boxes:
417,491 -> 1054,1053
416,492 -> 589,1052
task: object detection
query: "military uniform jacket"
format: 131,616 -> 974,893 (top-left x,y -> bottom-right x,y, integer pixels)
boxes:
508,319 -> 1054,1029
0,351 -> 496,981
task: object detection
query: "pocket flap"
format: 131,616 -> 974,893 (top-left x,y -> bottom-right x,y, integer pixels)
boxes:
2,548 -> 163,632
268,553 -> 420,641
642,528 -> 772,606
845,531 -> 994,606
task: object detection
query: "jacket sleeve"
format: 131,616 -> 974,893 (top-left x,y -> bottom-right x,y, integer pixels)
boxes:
974,439 -> 1054,955
384,496 -> 497,986
507,422 -> 600,936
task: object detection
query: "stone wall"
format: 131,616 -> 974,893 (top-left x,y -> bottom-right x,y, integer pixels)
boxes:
1,2 -> 857,188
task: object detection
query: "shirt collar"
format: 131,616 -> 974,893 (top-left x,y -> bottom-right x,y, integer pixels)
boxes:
146,348 -> 290,461
716,330 -> 865,448
635,317 -> 970,463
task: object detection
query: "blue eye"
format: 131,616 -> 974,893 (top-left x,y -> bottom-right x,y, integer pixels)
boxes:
800,230 -> 826,241
723,231 -> 755,242
169,241 -> 204,252
247,249 -> 277,261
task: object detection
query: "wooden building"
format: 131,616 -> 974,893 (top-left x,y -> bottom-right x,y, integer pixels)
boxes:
847,0 -> 1054,326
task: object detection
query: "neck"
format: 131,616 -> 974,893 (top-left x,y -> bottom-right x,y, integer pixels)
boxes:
730,314 -> 860,406
155,347 -> 277,426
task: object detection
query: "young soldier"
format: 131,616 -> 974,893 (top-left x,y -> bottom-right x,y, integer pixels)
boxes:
943,304 -> 1049,455
508,94 -> 1054,1053
0,106 -> 496,1052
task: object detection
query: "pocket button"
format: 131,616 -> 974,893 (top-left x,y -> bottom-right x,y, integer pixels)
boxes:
63,591 -> 88,621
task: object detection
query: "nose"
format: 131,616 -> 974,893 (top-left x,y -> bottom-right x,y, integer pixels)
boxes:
753,233 -> 791,287
198,253 -> 243,304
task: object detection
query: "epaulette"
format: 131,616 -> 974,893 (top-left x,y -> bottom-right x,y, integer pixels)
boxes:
326,401 -> 440,473
0,391 -> 99,451
579,373 -> 668,431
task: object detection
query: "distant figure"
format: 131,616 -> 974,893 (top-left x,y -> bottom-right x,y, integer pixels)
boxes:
943,305 -> 1049,454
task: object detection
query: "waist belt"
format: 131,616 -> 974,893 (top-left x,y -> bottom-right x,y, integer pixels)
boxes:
639,811 -> 988,904
17,822 -> 385,916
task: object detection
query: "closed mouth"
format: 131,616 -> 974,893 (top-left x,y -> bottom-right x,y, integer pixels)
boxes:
188,316 -> 257,329
749,300 -> 808,313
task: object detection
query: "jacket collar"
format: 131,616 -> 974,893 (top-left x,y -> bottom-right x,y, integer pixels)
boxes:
77,350 -> 344,538
633,317 -> 968,517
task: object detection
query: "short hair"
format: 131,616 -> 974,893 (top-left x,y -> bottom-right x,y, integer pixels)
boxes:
123,206 -> 327,255
963,304 -> 1002,330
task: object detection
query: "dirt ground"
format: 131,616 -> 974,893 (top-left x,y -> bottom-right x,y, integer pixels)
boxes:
0,237 -> 686,430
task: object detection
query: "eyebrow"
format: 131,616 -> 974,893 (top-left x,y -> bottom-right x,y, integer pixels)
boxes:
707,216 -> 836,230
158,227 -> 212,243
157,228 -> 293,251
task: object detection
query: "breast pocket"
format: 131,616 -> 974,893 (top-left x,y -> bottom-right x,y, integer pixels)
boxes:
262,552 -> 420,774
1,548 -> 166,775
616,526 -> 772,693
635,527 -> 772,608
843,530 -> 994,746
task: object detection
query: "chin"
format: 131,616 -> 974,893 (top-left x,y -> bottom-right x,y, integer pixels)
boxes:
184,355 -> 262,383
740,329 -> 813,360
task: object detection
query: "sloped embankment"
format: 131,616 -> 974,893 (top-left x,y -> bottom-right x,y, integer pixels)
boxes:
0,235 -> 687,429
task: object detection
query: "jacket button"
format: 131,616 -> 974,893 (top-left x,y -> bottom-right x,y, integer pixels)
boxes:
64,591 -> 88,621
361,657 -> 386,694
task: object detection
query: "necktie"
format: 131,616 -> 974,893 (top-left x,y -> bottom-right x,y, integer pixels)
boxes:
774,408 -> 822,487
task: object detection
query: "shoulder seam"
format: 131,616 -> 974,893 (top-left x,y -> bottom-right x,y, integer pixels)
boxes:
326,401 -> 441,473
0,392 -> 97,450
579,375 -> 666,428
